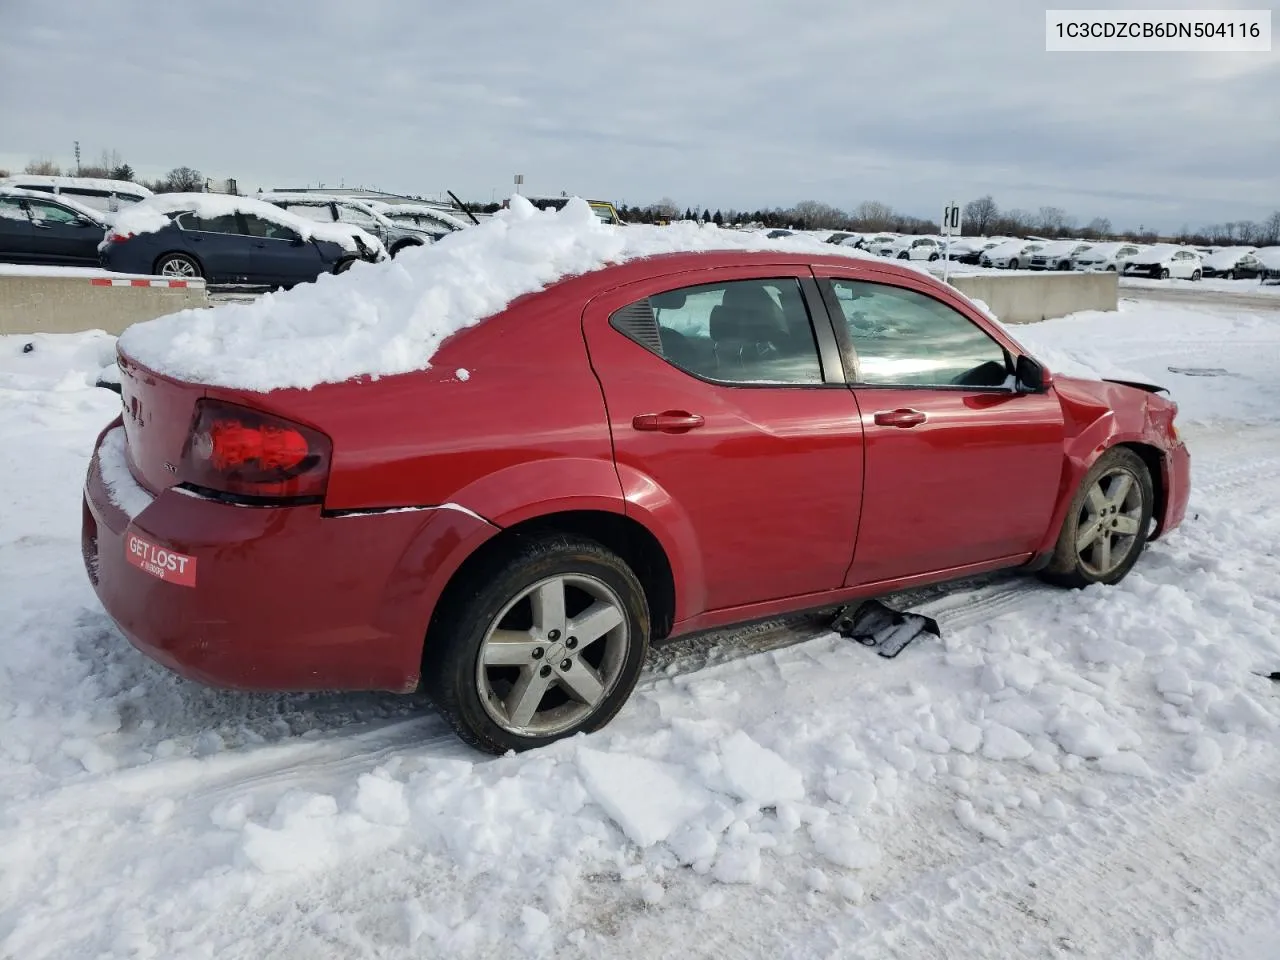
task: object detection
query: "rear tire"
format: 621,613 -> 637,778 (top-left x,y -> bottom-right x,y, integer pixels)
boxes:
332,257 -> 357,274
423,534 -> 650,754
897,251 -> 909,260
1159,268 -> 1171,279
153,253 -> 202,279
1191,269 -> 1202,281
1040,447 -> 1154,589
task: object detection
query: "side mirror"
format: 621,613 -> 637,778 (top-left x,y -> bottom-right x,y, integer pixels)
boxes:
1015,354 -> 1050,393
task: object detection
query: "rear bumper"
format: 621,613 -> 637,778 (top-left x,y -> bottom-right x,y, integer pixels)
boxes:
83,429 -> 497,692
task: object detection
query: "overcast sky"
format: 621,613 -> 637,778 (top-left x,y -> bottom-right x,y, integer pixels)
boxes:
1,0 -> 1276,231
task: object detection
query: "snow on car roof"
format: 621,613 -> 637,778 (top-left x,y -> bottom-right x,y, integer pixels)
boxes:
1202,247 -> 1257,267
0,186 -> 108,223
1254,247 -> 1280,269
372,203 -> 470,230
119,195 -> 890,393
0,174 -> 152,197
108,193 -> 385,256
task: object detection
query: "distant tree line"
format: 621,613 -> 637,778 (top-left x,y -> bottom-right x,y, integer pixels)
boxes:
11,153 -> 1278,244
14,151 -> 206,195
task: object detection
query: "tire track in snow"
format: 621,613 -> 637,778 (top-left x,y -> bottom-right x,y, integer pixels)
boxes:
827,759 -> 1280,959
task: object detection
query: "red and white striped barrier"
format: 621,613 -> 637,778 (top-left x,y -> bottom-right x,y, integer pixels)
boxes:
89,277 -> 205,289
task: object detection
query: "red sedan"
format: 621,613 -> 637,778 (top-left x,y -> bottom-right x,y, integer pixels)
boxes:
82,246 -> 1189,754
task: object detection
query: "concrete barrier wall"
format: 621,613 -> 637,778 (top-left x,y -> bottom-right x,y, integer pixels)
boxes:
0,274 -> 207,336
945,271 -> 1118,324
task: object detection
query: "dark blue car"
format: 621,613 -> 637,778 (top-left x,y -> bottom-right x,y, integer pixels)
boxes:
99,196 -> 382,287
0,188 -> 108,266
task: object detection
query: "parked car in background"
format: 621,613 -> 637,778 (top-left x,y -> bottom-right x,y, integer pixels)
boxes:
1123,245 -> 1203,280
824,231 -> 862,245
521,196 -> 625,225
1071,242 -> 1146,273
1200,247 -> 1261,279
261,194 -> 433,257
896,236 -> 944,261
99,193 -> 384,286
948,238 -> 1009,264
369,202 -> 469,239
765,229 -> 793,239
82,208 -> 1189,754
0,187 -> 108,266
861,233 -> 901,256
0,175 -> 152,225
1029,240 -> 1094,271
981,240 -> 1045,269
1257,248 -> 1280,284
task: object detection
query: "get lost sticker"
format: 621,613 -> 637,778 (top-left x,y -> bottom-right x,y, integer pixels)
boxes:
125,532 -> 197,587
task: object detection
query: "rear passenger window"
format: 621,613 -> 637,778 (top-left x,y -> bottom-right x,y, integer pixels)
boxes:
177,213 -> 239,234
610,278 -> 823,385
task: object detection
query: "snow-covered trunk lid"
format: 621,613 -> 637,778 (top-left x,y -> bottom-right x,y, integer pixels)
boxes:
117,352 -> 205,495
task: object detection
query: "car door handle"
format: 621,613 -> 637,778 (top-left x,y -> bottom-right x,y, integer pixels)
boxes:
632,411 -> 705,433
873,408 -> 927,428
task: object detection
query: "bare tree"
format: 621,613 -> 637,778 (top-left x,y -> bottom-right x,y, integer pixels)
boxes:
157,166 -> 204,193
23,158 -> 61,176
1036,206 -> 1069,235
792,200 -> 845,229
1083,217 -> 1112,239
1264,211 -> 1280,245
853,200 -> 894,231
963,195 -> 998,235
1236,220 -> 1259,244
647,197 -> 680,220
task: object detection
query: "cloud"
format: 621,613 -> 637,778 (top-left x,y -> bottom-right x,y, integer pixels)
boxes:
1,0 -> 1275,231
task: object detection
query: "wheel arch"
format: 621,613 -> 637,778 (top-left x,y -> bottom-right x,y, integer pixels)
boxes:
423,509 -> 678,664
389,238 -> 424,257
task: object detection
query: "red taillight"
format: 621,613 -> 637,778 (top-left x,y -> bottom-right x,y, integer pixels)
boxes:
180,399 -> 331,501
106,231 -> 135,244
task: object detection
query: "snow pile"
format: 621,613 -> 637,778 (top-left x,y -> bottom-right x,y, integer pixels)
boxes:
104,193 -> 385,258
117,195 -> 887,392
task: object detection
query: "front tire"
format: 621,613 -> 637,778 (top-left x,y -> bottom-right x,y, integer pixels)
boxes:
1159,268 -> 1171,279
1191,269 -> 1202,281
423,534 -> 650,754
1008,258 -> 1019,270
1041,447 -> 1154,589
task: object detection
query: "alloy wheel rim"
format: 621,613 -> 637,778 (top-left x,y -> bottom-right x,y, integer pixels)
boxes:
475,574 -> 629,737
160,258 -> 197,278
1075,468 -> 1144,577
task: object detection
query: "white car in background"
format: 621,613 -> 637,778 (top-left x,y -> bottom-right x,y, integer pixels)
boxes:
895,236 -> 945,261
1122,244 -> 1204,280
980,239 -> 1045,270
1028,240 -> 1095,271
1199,246 -> 1260,279
862,233 -> 901,256
1072,242 -> 1146,272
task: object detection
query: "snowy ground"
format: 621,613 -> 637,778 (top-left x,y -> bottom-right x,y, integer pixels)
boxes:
2,294 -> 1279,959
